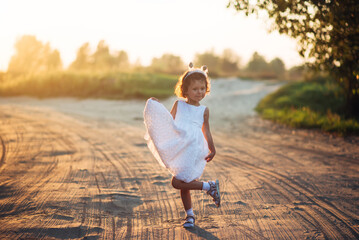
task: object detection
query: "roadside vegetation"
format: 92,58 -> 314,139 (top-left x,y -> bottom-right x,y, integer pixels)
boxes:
229,0 -> 359,135
1,32 -> 357,135
0,71 -> 177,99
256,75 -> 359,135
0,35 -> 299,100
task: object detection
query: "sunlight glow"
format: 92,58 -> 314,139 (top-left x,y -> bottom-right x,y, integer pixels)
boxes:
0,0 -> 304,71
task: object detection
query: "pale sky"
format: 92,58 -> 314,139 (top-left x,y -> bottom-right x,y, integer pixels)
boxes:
0,0 -> 304,71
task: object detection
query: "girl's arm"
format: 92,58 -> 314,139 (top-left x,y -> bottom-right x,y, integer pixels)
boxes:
170,100 -> 178,119
202,107 -> 216,162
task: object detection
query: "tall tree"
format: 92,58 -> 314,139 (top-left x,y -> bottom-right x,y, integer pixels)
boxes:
150,53 -> 185,74
8,35 -> 62,75
47,50 -> 62,71
92,40 -> 116,70
221,48 -> 240,74
228,0 -> 359,116
69,42 -> 130,71
194,50 -> 221,77
269,57 -> 285,77
115,50 -> 130,70
69,42 -> 92,71
246,52 -> 268,72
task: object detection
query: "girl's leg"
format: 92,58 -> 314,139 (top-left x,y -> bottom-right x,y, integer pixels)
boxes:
171,177 -> 203,190
181,189 -> 195,228
172,176 -> 220,207
180,189 -> 192,210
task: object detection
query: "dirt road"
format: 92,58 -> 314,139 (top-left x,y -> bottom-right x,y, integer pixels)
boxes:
0,79 -> 358,239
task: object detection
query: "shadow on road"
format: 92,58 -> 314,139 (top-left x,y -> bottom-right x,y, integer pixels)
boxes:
185,225 -> 220,240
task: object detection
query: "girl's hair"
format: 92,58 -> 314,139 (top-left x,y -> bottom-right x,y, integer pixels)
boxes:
174,71 -> 210,98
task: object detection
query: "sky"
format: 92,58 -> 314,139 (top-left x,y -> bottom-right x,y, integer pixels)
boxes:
0,0 -> 305,71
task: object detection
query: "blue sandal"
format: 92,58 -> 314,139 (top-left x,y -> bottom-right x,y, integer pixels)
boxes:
207,180 -> 221,207
183,215 -> 195,228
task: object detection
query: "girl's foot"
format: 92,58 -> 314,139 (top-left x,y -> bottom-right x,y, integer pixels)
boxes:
183,215 -> 195,228
207,180 -> 221,207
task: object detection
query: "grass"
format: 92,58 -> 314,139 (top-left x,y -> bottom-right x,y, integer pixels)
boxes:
256,76 -> 359,135
0,71 -> 178,99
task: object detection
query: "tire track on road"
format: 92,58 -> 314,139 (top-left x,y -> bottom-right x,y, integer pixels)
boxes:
221,153 -> 359,239
1,103 -> 358,239
0,136 -> 5,170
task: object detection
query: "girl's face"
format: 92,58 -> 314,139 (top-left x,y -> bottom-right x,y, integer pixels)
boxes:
185,79 -> 206,104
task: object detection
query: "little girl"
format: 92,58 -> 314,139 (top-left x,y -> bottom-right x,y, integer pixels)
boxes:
143,62 -> 220,228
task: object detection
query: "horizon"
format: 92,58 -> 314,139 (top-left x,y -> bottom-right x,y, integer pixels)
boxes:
0,0 -> 305,71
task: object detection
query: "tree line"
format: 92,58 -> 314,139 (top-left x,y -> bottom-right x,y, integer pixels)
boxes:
4,35 -> 299,80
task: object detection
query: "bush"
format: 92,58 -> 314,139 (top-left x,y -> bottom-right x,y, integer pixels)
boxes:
0,71 -> 178,99
256,77 -> 359,135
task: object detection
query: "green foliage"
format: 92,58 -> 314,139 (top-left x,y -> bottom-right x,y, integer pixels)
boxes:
194,49 -> 240,77
258,78 -> 344,114
7,35 -> 62,75
288,65 -> 306,81
150,53 -> 185,75
69,43 -> 91,70
194,50 -> 222,77
259,107 -> 359,135
228,0 -> 359,116
242,52 -> 286,79
0,71 -> 177,99
246,52 -> 269,72
220,49 -> 240,74
269,58 -> 285,77
256,78 -> 359,135
6,35 -> 290,81
69,40 -> 130,72
0,72 -> 5,83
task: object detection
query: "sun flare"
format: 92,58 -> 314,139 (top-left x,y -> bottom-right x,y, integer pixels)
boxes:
0,0 -> 303,71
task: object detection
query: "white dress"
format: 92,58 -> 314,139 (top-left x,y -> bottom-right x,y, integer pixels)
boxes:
143,99 -> 209,183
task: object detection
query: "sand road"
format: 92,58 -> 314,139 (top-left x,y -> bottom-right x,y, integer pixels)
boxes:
0,79 -> 358,239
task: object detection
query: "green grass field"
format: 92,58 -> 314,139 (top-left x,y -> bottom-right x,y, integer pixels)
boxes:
0,71 -> 178,99
256,76 -> 359,135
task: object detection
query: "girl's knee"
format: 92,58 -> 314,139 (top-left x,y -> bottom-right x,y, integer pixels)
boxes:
171,177 -> 181,189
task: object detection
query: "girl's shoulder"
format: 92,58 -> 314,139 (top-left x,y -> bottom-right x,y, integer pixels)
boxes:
176,100 -> 187,108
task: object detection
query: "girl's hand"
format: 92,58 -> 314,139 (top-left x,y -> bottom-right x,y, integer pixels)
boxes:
205,151 -> 216,162
150,97 -> 159,102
